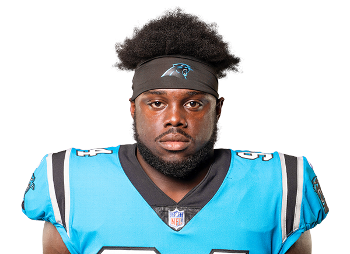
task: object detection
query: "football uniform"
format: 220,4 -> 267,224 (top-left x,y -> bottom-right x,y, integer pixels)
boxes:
22,144 -> 328,254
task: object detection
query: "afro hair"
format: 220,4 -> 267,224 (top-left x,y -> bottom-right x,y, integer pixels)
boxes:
115,8 -> 240,78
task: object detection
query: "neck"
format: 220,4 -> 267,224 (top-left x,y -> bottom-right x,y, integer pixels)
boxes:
136,149 -> 214,203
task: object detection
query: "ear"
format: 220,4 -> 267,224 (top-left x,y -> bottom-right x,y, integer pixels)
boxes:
130,98 -> 136,119
216,97 -> 225,120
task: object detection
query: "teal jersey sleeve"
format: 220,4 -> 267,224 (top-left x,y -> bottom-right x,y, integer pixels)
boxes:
279,156 -> 329,253
22,155 -> 52,221
22,151 -> 79,254
302,157 -> 329,226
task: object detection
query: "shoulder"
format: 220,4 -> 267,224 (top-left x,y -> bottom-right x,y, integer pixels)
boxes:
233,150 -> 277,162
74,147 -> 117,157
231,150 -> 310,174
33,146 -> 120,167
45,146 -> 123,165
230,150 -> 285,172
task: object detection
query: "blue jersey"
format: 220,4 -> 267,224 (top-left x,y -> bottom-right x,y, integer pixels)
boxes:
22,145 -> 328,254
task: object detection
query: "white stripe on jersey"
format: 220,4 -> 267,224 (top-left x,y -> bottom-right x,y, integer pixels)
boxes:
64,148 -> 72,237
46,153 -> 63,226
293,157 -> 304,231
279,153 -> 288,242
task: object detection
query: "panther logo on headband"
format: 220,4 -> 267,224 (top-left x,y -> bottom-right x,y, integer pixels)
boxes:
161,63 -> 193,79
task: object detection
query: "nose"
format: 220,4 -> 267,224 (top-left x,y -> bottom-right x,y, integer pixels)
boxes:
163,104 -> 187,128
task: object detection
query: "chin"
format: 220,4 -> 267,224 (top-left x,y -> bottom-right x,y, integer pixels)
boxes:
136,137 -> 215,179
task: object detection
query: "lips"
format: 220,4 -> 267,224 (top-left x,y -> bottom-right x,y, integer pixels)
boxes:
158,133 -> 191,151
158,133 -> 190,142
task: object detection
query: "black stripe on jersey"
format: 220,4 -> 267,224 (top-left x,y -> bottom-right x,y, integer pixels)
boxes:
52,151 -> 66,230
284,154 -> 298,236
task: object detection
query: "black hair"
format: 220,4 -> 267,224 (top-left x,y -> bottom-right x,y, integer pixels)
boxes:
115,8 -> 240,78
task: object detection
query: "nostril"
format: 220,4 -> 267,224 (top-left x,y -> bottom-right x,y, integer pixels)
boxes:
163,108 -> 187,128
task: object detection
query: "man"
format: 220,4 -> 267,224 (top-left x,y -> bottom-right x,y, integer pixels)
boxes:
22,9 -> 328,254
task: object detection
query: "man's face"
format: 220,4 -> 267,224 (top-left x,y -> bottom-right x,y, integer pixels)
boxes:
130,88 -> 224,177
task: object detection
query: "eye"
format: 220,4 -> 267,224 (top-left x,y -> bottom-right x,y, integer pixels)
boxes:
184,101 -> 202,110
149,101 -> 165,109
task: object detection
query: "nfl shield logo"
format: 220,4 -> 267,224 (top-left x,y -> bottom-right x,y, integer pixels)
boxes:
168,208 -> 185,230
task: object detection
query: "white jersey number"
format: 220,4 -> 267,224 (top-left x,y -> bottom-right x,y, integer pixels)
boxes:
76,148 -> 113,157
237,151 -> 273,161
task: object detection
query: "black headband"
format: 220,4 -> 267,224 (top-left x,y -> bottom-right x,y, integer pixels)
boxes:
131,55 -> 219,100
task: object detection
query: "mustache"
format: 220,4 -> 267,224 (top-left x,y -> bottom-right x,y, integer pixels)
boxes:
155,128 -> 194,142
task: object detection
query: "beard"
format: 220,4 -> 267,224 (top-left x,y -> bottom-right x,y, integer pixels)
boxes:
133,117 -> 218,179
